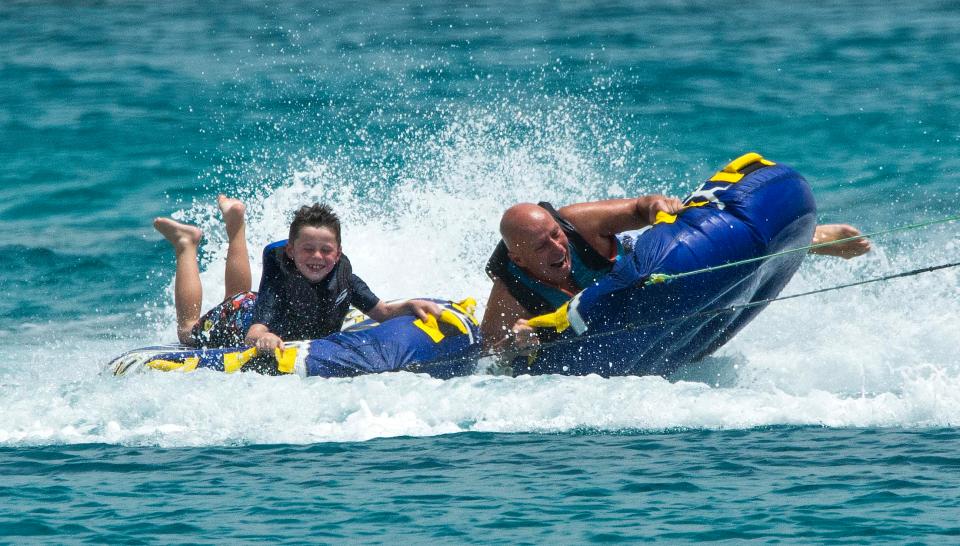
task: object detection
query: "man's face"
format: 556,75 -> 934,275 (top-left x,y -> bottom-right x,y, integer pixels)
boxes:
508,217 -> 571,288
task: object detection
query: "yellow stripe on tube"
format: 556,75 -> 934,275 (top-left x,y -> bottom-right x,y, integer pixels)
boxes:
223,347 -> 257,374
275,347 -> 297,374
147,356 -> 199,373
709,171 -> 744,183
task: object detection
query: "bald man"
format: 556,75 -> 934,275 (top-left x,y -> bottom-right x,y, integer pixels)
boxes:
481,197 -> 871,350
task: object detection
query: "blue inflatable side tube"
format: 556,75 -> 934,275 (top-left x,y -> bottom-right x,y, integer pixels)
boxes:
105,298 -> 483,378
521,154 -> 817,377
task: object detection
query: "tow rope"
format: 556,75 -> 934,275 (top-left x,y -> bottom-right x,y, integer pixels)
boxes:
646,213 -> 960,285
410,214 -> 960,373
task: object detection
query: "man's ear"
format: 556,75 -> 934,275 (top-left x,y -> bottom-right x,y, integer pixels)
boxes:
507,249 -> 524,267
284,243 -> 293,259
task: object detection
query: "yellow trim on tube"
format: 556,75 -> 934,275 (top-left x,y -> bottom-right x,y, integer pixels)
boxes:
275,347 -> 297,374
709,171 -> 744,183
147,356 -> 199,373
223,347 -> 257,374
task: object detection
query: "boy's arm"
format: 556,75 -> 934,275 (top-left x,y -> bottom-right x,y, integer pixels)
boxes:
245,248 -> 285,349
366,299 -> 443,322
349,273 -> 442,323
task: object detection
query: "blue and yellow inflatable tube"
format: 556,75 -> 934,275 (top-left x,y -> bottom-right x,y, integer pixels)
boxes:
522,153 -> 817,377
106,298 -> 483,379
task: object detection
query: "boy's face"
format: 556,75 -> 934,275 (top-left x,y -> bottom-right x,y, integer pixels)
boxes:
286,226 -> 342,282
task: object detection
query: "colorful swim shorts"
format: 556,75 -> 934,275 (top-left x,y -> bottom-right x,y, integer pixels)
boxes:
189,291 -> 258,348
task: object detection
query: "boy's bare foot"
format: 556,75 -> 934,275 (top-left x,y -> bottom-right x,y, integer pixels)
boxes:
810,224 -> 872,259
218,195 -> 246,231
153,217 -> 202,253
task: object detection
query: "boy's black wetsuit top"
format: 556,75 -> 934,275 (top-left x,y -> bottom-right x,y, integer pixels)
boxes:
250,240 -> 380,340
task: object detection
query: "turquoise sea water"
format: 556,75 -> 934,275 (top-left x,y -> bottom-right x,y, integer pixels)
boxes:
2,0 -> 959,542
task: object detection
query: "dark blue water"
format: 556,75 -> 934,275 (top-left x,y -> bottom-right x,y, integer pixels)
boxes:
2,0 -> 960,541
3,429 -> 960,542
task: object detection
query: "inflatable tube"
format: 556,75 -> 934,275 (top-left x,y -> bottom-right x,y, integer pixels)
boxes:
105,298 -> 483,379
519,153 -> 817,377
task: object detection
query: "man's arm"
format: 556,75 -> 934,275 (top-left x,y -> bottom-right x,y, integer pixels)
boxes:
810,224 -> 871,259
480,279 -> 533,351
559,196 -> 684,256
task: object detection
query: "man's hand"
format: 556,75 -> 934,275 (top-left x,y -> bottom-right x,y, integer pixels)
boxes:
641,195 -> 685,225
487,318 -> 541,355
509,319 -> 540,350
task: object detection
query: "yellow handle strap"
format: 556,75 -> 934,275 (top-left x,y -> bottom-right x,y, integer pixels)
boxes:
526,302 -> 571,333
414,310 -> 469,343
654,210 -> 678,225
414,315 -> 444,342
451,297 -> 479,325
649,153 -> 774,225
222,346 -> 297,374
708,152 -> 776,183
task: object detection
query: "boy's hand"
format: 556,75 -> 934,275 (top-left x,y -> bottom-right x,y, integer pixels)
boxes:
255,333 -> 285,352
406,299 -> 443,321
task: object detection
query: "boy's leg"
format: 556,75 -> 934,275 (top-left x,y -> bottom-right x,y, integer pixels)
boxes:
154,217 -> 204,344
218,195 -> 252,299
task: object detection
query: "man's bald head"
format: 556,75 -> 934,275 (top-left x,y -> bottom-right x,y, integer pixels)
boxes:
500,203 -> 557,251
499,203 -> 571,284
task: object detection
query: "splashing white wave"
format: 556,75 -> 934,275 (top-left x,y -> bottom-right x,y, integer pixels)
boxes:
4,105 -> 960,446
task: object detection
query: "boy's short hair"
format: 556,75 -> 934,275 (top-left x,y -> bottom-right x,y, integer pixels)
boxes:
289,203 -> 341,245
